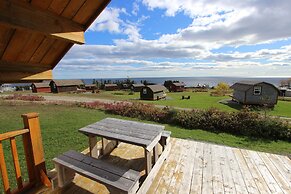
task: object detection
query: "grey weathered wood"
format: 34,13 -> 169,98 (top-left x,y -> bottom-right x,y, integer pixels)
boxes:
101,138 -> 117,156
63,150 -> 140,181
153,145 -> 159,164
159,130 -> 171,151
145,149 -> 152,176
53,150 -> 140,193
79,118 -> 164,151
137,142 -> 171,194
79,127 -> 151,147
88,136 -> 99,158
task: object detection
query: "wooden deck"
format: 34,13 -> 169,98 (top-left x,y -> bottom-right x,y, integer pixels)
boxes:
35,138 -> 290,194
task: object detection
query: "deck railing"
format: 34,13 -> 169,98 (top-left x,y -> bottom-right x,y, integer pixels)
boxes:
0,113 -> 51,194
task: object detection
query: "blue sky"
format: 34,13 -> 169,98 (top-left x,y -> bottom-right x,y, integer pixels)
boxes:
54,0 -> 291,78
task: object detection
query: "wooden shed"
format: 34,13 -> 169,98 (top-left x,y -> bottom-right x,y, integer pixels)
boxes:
131,83 -> 145,92
104,84 -> 118,91
50,80 -> 84,93
0,0 -> 111,83
230,81 -> 279,106
169,82 -> 185,92
31,82 -> 51,93
140,85 -> 167,100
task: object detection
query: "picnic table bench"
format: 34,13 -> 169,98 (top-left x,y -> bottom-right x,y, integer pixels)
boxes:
53,150 -> 140,194
53,118 -> 171,193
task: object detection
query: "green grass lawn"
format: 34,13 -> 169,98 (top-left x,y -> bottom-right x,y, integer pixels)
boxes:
0,102 -> 290,192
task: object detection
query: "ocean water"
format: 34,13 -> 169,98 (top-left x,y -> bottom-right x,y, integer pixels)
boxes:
83,77 -> 289,87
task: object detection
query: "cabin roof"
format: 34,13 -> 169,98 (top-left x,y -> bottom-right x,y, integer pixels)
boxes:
146,85 -> 168,93
104,84 -> 118,87
32,82 -> 50,88
132,84 -> 145,87
172,82 -> 185,87
230,81 -> 278,92
51,80 -> 84,87
0,0 -> 111,83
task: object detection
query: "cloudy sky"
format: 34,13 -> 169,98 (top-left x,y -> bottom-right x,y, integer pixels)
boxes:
54,0 -> 291,79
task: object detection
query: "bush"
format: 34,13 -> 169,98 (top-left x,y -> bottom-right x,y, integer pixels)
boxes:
211,82 -> 231,96
2,94 -> 45,101
78,101 -> 291,141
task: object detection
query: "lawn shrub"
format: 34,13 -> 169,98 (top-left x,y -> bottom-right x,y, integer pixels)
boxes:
78,101 -> 291,141
2,94 -> 45,101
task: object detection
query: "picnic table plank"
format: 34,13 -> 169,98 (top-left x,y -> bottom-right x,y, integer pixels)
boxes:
79,118 -> 164,151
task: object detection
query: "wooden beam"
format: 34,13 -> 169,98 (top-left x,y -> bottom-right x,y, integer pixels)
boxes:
0,70 -> 52,83
0,0 -> 85,44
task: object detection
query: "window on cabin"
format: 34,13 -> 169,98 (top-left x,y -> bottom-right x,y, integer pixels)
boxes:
253,86 -> 262,95
143,88 -> 147,94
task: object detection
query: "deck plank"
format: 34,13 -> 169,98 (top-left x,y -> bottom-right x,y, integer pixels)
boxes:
241,149 -> 272,193
211,145 -> 224,194
201,143 -> 213,194
190,141 -> 204,194
249,151 -> 284,193
225,146 -> 248,194
232,148 -> 260,194
259,152 -> 290,194
217,144 -> 236,194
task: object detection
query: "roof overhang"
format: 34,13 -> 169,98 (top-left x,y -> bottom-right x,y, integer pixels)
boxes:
0,0 -> 111,83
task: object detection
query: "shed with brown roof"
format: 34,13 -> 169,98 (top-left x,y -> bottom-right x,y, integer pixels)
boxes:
50,80 -> 84,93
31,81 -> 51,93
140,85 -> 167,100
131,83 -> 145,92
104,84 -> 118,91
230,81 -> 279,106
169,82 -> 185,92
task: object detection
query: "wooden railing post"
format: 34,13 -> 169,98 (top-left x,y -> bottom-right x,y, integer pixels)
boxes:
22,113 -> 51,187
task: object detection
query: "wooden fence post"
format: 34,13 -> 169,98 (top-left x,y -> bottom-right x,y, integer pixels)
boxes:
22,113 -> 51,187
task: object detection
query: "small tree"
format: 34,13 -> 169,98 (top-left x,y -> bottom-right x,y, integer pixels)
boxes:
211,82 -> 230,96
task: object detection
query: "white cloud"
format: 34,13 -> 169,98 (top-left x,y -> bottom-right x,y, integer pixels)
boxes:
132,1 -> 139,16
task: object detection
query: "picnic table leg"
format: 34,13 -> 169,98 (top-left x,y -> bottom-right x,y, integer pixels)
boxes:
102,138 -> 117,156
89,136 -> 99,158
153,145 -> 159,164
144,148 -> 152,175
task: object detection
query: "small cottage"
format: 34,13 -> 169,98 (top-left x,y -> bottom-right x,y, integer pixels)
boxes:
140,85 -> 167,100
50,80 -> 84,93
131,84 -> 145,92
104,84 -> 118,91
230,81 -> 279,106
169,82 -> 185,92
31,82 -> 51,93
85,84 -> 97,93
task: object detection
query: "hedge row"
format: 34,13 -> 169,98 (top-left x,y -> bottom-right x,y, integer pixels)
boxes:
78,101 -> 291,141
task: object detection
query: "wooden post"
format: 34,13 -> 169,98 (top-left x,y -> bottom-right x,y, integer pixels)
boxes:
144,149 -> 152,175
153,145 -> 159,164
89,136 -> 99,158
22,113 -> 51,187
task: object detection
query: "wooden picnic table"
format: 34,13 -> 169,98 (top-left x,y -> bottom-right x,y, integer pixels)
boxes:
78,118 -> 165,175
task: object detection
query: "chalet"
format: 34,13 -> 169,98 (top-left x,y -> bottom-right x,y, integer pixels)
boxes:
140,85 -> 168,100
230,81 -> 279,106
131,83 -> 145,92
85,84 -> 97,93
50,80 -> 84,93
169,82 -> 185,92
31,82 -> 51,93
104,84 -> 118,91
